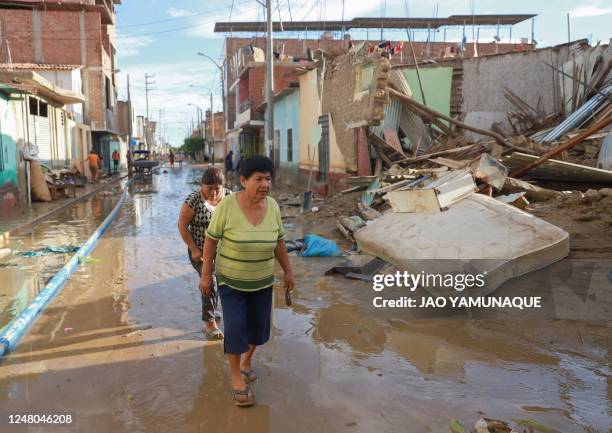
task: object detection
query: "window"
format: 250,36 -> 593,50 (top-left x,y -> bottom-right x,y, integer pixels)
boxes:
105,76 -> 111,109
0,140 -> 4,172
287,128 -> 293,162
39,101 -> 48,117
29,96 -> 38,115
29,97 -> 48,117
354,63 -> 374,100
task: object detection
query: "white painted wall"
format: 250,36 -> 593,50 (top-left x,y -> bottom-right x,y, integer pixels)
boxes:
460,44 -> 574,141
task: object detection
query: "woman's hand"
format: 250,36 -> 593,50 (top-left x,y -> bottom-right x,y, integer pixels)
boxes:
284,272 -> 294,292
199,274 -> 214,295
190,247 -> 203,262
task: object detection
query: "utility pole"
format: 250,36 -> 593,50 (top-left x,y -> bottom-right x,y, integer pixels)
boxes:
210,92 -> 215,166
566,13 -> 571,43
265,0 -> 274,160
144,73 -> 155,150
127,74 -> 133,175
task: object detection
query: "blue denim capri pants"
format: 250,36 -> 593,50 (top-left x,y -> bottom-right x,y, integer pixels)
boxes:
218,284 -> 273,354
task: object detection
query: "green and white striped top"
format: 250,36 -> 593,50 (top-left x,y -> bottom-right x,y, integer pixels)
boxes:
205,193 -> 285,291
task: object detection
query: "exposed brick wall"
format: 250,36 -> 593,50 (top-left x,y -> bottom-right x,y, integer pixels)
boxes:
0,9 -> 103,66
0,10 -> 35,63
246,65 -> 300,113
85,70 -> 105,128
39,11 -> 80,64
238,75 -> 250,106
0,6 -> 114,131
227,89 -> 236,129
322,52 -> 390,172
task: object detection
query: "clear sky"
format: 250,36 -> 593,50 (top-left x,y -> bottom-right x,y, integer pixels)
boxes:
114,0 -> 612,148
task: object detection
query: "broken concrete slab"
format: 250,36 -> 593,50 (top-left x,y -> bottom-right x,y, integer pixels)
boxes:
354,193 -> 569,296
384,169 -> 477,213
495,192 -> 530,209
503,152 -> 612,184
502,177 -> 561,202
385,190 -> 442,213
470,153 -> 508,190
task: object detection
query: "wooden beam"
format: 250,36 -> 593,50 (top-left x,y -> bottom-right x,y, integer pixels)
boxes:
510,116 -> 612,178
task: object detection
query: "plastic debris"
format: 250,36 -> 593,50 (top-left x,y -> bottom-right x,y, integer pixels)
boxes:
298,234 -> 342,257
79,257 -> 101,264
17,245 -> 80,258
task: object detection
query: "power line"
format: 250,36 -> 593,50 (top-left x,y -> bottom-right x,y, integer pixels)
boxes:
116,0 -> 251,29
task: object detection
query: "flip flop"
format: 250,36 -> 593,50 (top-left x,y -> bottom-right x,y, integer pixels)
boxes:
205,327 -> 224,340
240,370 -> 257,383
232,386 -> 255,407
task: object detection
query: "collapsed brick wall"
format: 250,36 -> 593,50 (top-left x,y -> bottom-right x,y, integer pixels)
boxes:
321,49 -> 389,172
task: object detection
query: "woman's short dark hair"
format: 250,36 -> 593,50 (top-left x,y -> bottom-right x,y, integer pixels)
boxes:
240,155 -> 274,179
201,166 -> 225,185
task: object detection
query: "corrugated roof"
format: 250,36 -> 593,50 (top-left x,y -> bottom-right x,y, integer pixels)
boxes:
215,15 -> 536,32
0,63 -> 83,71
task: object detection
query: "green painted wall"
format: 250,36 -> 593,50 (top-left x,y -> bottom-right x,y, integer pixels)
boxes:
0,94 -> 18,189
402,67 -> 453,118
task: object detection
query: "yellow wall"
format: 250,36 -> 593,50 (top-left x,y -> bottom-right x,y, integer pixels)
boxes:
298,69 -> 319,171
298,69 -> 347,174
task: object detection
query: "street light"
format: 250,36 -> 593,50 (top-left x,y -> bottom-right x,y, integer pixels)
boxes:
197,52 -> 226,166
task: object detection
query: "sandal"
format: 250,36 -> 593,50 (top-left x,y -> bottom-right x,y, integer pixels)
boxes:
240,369 -> 257,383
232,386 -> 255,407
205,327 -> 224,340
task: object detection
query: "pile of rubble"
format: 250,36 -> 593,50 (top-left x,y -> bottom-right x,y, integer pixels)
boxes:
327,44 -> 611,294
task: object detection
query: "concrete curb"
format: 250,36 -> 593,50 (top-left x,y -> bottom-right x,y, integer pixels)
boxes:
0,179 -> 132,359
1,174 -> 128,239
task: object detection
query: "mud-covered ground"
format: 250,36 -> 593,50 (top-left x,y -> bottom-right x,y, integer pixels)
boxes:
0,166 -> 609,433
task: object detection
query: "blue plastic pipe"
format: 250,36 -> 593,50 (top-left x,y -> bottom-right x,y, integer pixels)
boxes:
0,181 -> 131,358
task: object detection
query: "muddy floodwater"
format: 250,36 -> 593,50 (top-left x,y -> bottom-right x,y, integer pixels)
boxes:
0,167 -> 609,433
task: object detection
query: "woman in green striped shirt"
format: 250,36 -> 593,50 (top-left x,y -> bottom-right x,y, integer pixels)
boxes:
199,155 -> 294,407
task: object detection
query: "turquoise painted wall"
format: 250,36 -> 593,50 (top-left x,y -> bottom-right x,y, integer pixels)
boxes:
0,94 -> 18,190
269,89 -> 300,167
402,67 -> 453,119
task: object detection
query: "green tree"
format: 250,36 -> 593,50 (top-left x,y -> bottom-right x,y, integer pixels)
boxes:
181,136 -> 205,154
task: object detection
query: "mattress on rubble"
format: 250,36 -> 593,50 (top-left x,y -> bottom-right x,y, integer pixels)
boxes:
354,193 -> 569,296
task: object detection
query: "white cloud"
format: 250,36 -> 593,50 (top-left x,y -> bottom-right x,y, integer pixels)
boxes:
167,7 -> 195,18
116,61 -> 222,146
116,34 -> 155,57
570,5 -> 612,17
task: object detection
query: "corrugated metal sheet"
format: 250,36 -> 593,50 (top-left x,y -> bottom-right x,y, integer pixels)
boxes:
373,96 -> 433,155
372,97 -> 402,147
398,107 -> 432,155
597,133 -> 612,170
539,85 -> 612,143
383,129 -> 403,154
389,69 -> 412,97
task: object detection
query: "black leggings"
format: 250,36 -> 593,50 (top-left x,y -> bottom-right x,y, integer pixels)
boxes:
188,249 -> 218,322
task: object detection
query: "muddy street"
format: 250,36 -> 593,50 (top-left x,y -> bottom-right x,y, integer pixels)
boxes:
0,167 -> 609,433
